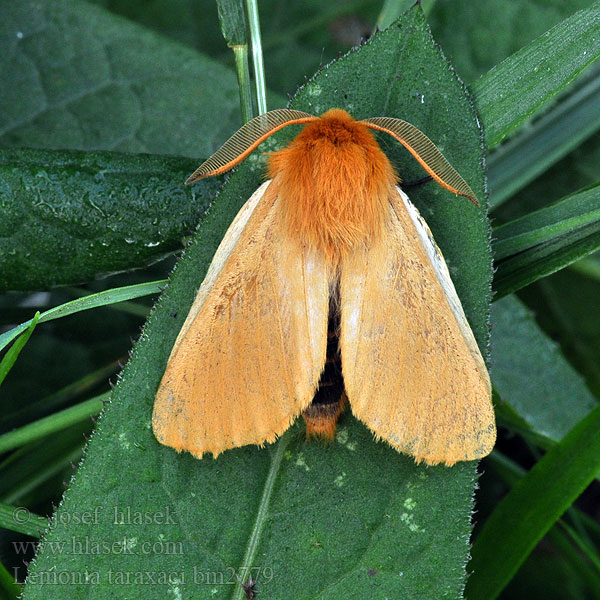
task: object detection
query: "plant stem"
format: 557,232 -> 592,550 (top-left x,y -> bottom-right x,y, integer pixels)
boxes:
245,0 -> 268,114
233,45 -> 254,122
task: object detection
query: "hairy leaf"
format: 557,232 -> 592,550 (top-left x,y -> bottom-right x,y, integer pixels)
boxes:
23,7 -> 490,599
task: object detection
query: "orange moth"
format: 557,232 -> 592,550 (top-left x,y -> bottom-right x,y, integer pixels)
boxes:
152,108 -> 496,466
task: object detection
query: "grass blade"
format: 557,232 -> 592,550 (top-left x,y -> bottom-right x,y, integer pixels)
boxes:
488,69 -> 600,208
0,502 -> 48,538
473,2 -> 600,147
0,312 -> 39,386
492,183 -> 600,298
0,559 -> 21,600
0,280 -> 165,354
467,403 -> 600,599
216,0 -> 254,122
245,0 -> 267,114
0,395 -> 106,455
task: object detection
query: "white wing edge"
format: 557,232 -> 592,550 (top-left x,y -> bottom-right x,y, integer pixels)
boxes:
397,187 -> 491,390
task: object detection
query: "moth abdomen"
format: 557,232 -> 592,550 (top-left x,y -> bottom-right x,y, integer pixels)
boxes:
303,302 -> 346,440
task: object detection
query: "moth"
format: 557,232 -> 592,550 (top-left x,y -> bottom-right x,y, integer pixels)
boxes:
152,108 -> 495,466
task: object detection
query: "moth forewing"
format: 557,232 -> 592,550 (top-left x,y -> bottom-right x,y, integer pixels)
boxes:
339,188 -> 494,466
152,181 -> 330,458
168,180 -> 271,358
398,188 -> 491,390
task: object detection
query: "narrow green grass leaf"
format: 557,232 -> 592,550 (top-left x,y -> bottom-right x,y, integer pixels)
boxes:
547,525 -> 600,598
571,254 -> 600,281
0,395 -> 105,455
558,520 -> 600,576
216,0 -> 248,46
487,70 -> 600,208
492,183 -> 600,298
486,452 -> 600,597
467,403 -> 600,600
0,431 -> 85,505
0,559 -> 21,600
0,281 -> 165,354
0,502 -> 48,538
4,360 -> 118,431
473,2 -> 600,147
0,312 -> 39,386
530,270 -> 600,397
428,0 -> 595,84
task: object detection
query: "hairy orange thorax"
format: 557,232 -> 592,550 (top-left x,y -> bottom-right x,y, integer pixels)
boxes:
268,109 -> 398,262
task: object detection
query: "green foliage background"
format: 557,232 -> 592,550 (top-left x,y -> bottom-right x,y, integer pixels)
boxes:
0,1 -> 599,599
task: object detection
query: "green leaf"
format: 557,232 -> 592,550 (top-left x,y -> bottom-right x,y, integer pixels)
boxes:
0,281 -> 165,354
467,403 -> 600,600
23,7 -> 490,600
487,70 -> 600,208
472,1 -> 600,147
535,269 -> 600,396
4,360 -> 118,432
484,452 -> 600,598
0,559 -> 21,600
0,311 -> 39,386
428,0 -> 595,84
0,0 -> 242,156
492,183 -> 600,298
0,502 -> 49,538
490,296 -> 597,442
0,424 -> 87,505
216,0 -> 248,46
376,0 -> 437,30
0,395 -> 105,455
0,149 -> 220,291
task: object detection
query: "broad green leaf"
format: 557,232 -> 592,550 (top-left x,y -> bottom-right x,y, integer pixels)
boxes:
91,0 -> 365,97
0,312 -> 39,386
467,403 -> 600,600
490,296 -> 597,442
492,183 -> 600,298
487,69 -> 600,208
0,281 -> 165,354
260,0 -> 379,95
0,0 -> 241,156
472,1 -> 600,147
0,149 -> 219,292
23,7 -> 490,600
0,502 -> 48,538
428,0 -> 594,83
88,0 -> 227,59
